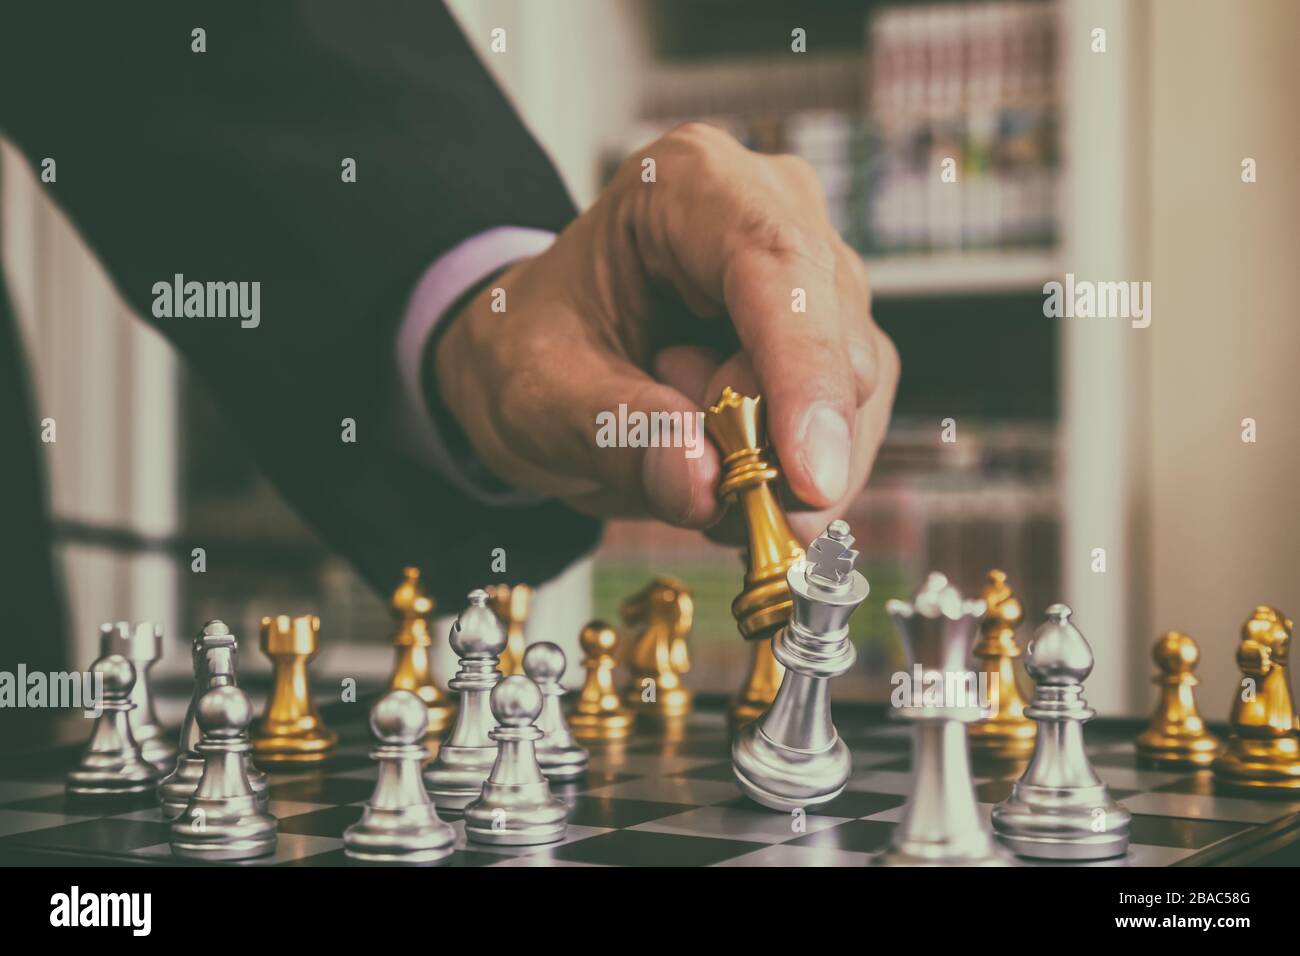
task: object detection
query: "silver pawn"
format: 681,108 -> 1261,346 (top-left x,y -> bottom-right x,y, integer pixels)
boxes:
992,604 -> 1132,860
158,621 -> 268,819
733,520 -> 868,811
344,691 -> 455,864
100,621 -> 176,770
465,675 -> 568,846
67,655 -> 162,797
425,590 -> 507,810
523,642 -> 588,781
170,684 -> 277,860
874,572 -> 1014,867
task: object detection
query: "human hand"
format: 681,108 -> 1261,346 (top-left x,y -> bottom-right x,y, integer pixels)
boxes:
432,123 -> 898,543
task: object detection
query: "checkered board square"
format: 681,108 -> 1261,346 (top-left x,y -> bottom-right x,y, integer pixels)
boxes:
3,702 -> 1298,867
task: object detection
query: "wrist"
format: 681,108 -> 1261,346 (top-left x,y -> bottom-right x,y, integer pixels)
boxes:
426,265 -> 506,481
424,258 -> 528,494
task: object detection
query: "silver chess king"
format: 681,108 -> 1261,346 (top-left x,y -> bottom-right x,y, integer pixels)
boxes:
732,520 -> 868,811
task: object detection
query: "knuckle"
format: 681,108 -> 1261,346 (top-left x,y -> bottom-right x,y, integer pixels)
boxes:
776,152 -> 821,189
665,120 -> 726,148
879,330 -> 900,384
659,122 -> 734,177
746,216 -> 837,275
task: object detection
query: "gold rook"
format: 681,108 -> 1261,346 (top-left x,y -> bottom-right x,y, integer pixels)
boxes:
253,614 -> 338,764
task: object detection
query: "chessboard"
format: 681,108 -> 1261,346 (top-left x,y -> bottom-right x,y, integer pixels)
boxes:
3,697 -> 1299,867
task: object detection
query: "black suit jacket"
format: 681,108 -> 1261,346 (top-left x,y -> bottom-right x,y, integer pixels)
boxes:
0,1 -> 603,668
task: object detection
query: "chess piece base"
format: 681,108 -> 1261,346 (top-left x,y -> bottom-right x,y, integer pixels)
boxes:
424,743 -> 499,810
569,711 -> 634,742
626,686 -> 693,721
873,841 -> 1016,867
170,796 -> 277,860
991,783 -> 1132,860
1213,738 -> 1300,792
968,720 -> 1036,761
464,781 -> 568,846
537,743 -> 589,781
67,761 -> 160,797
1136,729 -> 1221,768
343,806 -> 455,864
732,715 -> 849,812
252,723 -> 339,765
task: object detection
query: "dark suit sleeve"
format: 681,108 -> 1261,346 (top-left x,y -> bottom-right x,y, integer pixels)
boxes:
0,1 -> 602,606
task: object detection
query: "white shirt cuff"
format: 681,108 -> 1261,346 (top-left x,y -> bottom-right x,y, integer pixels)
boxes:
394,227 -> 556,505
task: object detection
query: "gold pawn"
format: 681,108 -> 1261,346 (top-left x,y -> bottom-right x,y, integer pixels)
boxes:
485,583 -> 531,677
1212,607 -> 1300,792
967,570 -> 1036,760
386,567 -> 455,736
252,614 -> 338,764
1135,632 -> 1222,767
569,621 -> 634,742
621,576 -> 693,721
704,387 -> 801,727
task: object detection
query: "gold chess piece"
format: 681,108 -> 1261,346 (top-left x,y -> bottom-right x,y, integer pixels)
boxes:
569,621 -> 634,742
386,567 -> 456,736
621,576 -> 693,721
704,387 -> 802,727
486,583 -> 531,677
1212,607 -> 1300,792
252,614 -> 338,764
1136,631 -> 1222,767
967,570 -> 1036,760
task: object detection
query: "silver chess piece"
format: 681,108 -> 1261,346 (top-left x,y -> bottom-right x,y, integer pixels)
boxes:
464,675 -> 568,846
100,621 -> 176,770
158,621 -> 268,819
170,684 -> 278,860
345,691 -> 455,864
425,590 -> 506,809
66,654 -> 162,797
523,641 -> 589,781
732,521 -> 868,811
992,604 -> 1132,860
874,572 -> 1014,867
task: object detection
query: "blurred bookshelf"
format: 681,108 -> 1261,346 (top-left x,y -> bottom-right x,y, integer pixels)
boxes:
596,0 -> 1064,699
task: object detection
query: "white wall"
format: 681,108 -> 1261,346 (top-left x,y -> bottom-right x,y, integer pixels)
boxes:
445,0 -> 646,206
1143,0 -> 1300,714
1059,0 -> 1150,713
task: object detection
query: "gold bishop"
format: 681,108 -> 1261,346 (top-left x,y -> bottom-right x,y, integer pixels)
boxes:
386,567 -> 456,736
